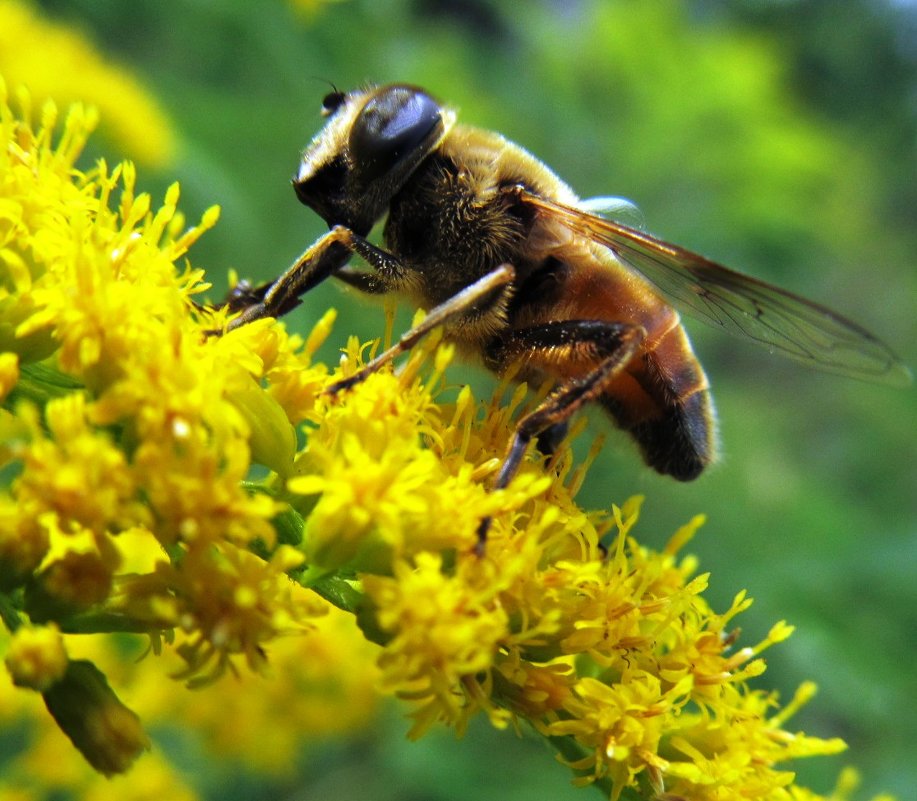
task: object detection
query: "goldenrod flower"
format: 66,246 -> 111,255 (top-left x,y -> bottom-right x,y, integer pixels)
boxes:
0,74 -> 894,801
4,623 -> 68,690
0,0 -> 175,166
0,69 -> 337,684
363,550 -> 512,735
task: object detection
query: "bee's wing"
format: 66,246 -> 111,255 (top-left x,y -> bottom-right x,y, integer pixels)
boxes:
519,189 -> 911,386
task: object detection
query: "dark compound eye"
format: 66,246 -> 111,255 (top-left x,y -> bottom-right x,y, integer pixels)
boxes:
348,86 -> 441,181
321,90 -> 346,115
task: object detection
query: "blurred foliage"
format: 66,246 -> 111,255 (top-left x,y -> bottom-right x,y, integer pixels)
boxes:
8,0 -> 917,798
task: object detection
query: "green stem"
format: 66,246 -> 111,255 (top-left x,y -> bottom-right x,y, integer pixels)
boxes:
56,613 -> 167,635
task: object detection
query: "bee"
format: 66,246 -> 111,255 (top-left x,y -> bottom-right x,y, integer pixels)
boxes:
224,84 -> 910,542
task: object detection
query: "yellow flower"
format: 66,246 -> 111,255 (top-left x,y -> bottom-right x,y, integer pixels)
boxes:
0,77 -> 329,715
168,543 -> 322,682
492,655 -> 576,719
140,604 -> 380,775
4,623 -> 68,690
549,672 -> 672,791
0,0 -> 174,166
362,551 -> 511,734
289,358 -> 497,572
0,494 -> 49,590
15,394 -> 140,536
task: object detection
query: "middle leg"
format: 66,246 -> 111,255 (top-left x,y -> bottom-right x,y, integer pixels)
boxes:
326,263 -> 516,394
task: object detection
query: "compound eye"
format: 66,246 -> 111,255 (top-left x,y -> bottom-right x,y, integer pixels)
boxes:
348,86 -> 441,181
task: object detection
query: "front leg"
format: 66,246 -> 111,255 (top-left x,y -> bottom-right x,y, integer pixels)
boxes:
334,237 -> 409,294
223,226 -> 408,331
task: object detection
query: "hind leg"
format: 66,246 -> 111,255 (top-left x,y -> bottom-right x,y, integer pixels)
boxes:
478,320 -> 645,548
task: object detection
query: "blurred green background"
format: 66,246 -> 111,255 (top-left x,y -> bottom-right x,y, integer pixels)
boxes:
23,0 -> 917,798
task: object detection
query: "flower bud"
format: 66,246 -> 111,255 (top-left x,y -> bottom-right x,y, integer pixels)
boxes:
25,550 -> 114,621
42,659 -> 150,775
4,623 -> 68,691
228,375 -> 297,477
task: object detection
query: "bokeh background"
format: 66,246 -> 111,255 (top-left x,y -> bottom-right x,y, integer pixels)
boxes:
2,0 -> 915,799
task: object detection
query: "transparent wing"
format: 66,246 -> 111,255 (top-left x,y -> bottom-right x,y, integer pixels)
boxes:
578,195 -> 647,230
520,189 -> 911,386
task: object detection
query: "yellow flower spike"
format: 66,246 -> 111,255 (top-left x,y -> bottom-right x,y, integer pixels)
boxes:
169,203 -> 221,261
270,544 -> 306,573
564,428 -> 604,499
827,767 -> 898,801
832,768 -> 863,800
446,383 -> 475,442
760,619 -> 796,650
664,512 -> 707,556
432,340 -> 455,375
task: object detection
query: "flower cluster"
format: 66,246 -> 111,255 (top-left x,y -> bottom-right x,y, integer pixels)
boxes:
0,75 -> 889,801
0,76 -> 339,774
0,0 -> 175,166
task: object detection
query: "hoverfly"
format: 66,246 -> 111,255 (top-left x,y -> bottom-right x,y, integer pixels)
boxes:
223,84 -> 910,543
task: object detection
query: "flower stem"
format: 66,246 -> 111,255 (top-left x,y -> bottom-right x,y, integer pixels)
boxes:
0,592 -> 23,633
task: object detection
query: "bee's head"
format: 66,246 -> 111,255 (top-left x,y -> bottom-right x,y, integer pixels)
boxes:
292,84 -> 454,235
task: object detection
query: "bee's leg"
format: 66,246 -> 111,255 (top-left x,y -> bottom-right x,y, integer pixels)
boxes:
221,278 -> 273,313
333,247 -> 406,294
220,226 -> 407,332
534,420 -> 569,458
327,264 -> 516,394
477,320 -> 644,549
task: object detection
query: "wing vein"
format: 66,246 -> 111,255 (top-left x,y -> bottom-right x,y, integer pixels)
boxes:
517,189 -> 910,386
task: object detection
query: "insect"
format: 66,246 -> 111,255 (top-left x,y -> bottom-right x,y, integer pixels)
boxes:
223,84 -> 910,543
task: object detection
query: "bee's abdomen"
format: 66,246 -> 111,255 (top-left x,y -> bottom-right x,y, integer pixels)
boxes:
601,320 -> 717,481
611,389 -> 715,480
